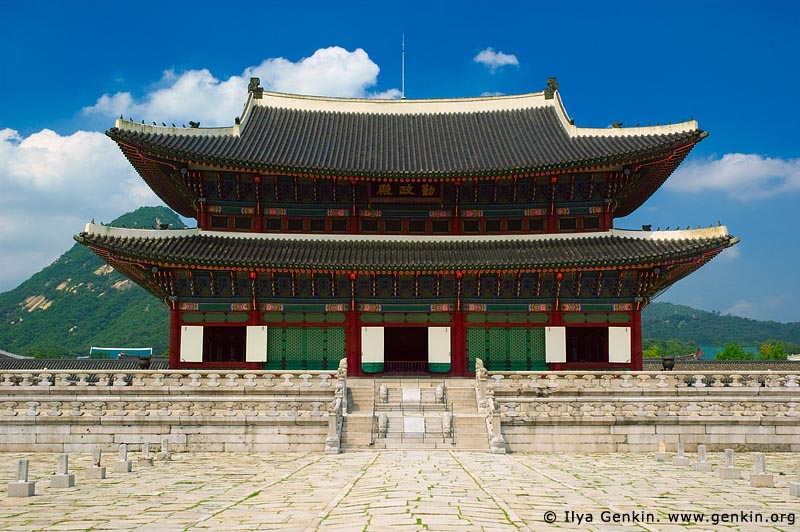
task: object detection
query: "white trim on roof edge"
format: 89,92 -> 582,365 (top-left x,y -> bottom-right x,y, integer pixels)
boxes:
82,223 -> 731,243
113,90 -> 698,140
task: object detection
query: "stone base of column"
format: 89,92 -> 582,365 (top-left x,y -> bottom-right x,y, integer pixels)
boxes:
7,481 -> 35,497
654,452 -> 669,462
50,474 -> 75,488
749,473 -> 774,488
717,467 -> 740,480
671,456 -> 691,466
86,466 -> 106,479
138,457 -> 154,467
789,481 -> 800,497
693,462 -> 713,472
114,461 -> 132,473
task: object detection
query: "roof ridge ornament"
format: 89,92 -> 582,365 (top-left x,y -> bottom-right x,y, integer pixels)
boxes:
544,77 -> 559,100
248,77 -> 264,100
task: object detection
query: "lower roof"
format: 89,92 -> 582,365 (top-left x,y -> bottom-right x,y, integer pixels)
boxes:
76,224 -> 737,272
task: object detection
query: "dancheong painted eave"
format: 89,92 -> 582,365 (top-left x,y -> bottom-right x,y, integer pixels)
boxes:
75,223 -> 737,273
107,84 -> 706,181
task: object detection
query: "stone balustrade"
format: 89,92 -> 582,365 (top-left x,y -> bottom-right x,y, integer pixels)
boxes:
473,359 -> 800,452
0,363 -> 347,453
483,370 -> 800,395
0,370 -> 338,394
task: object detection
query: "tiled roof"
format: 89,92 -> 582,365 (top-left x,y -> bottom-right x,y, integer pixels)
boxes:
76,225 -> 736,272
0,359 -> 151,371
108,91 -> 704,179
642,359 -> 800,371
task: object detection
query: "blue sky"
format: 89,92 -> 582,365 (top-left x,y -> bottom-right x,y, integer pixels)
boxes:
1,0 -> 798,322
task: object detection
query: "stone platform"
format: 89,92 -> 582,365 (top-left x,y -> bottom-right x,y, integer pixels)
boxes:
1,451 -> 798,531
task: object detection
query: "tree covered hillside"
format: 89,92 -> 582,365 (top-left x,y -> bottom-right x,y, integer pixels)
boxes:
0,207 -> 184,357
642,302 -> 800,345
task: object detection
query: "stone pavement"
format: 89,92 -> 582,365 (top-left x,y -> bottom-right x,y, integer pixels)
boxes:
1,451 -> 798,531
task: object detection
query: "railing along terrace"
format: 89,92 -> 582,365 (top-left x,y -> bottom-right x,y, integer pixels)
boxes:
477,369 -> 799,397
0,369 -> 340,393
0,363 -> 349,419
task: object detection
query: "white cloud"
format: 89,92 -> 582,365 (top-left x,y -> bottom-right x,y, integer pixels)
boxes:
723,296 -> 786,321
717,246 -> 741,261
2,46 -> 402,292
83,47 -> 400,126
0,128 -> 160,291
666,153 -> 800,199
473,47 -> 519,73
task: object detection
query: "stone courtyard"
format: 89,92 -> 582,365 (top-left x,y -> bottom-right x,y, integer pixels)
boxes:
1,451 -> 798,531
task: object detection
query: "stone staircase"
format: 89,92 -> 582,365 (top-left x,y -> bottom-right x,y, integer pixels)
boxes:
341,377 -> 489,451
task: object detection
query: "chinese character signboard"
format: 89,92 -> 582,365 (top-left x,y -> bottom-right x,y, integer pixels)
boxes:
370,181 -> 441,203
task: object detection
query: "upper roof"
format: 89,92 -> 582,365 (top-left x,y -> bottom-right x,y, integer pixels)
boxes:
108,81 -> 705,180
76,223 -> 736,273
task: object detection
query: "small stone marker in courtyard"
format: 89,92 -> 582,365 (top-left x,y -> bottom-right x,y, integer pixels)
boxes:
672,443 -> 691,466
654,440 -> 668,462
86,446 -> 106,479
115,443 -> 132,473
790,460 -> 800,497
138,442 -> 154,466
749,453 -> 774,488
8,459 -> 36,497
693,444 -> 713,472
50,453 -> 75,488
156,437 -> 172,461
718,448 -> 741,480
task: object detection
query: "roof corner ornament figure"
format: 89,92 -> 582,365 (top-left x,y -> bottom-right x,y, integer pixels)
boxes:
248,77 -> 264,99
544,77 -> 559,99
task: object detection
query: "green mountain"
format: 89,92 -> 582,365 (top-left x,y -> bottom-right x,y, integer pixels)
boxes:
642,302 -> 800,345
0,207 -> 185,357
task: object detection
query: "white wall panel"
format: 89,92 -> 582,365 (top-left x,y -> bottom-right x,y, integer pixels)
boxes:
179,326 -> 204,363
608,327 -> 632,363
545,326 -> 566,363
428,327 -> 451,364
245,326 -> 268,362
361,327 -> 385,363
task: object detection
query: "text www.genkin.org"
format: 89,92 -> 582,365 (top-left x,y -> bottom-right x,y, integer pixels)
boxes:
543,510 -> 796,526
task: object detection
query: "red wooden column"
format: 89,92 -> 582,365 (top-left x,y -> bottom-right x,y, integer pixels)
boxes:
630,310 -> 643,371
345,271 -> 361,376
450,310 -> 466,376
168,304 -> 181,369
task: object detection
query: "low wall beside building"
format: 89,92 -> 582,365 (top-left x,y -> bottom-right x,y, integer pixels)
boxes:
476,362 -> 800,453
0,369 -> 344,453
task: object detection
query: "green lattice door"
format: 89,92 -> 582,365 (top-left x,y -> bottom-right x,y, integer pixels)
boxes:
265,327 -> 345,370
466,327 -> 547,371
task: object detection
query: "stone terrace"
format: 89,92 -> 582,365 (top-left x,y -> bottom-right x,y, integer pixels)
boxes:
2,451 -> 798,531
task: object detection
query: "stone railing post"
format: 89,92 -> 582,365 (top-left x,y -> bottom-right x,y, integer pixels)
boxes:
335,359 -> 348,414
325,396 -> 343,454
475,358 -> 488,413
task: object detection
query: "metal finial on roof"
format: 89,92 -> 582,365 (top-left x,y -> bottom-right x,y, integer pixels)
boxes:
119,115 -> 123,120
172,123 -> 176,127
152,121 -> 157,126
189,121 -> 200,128
401,34 -> 406,100
162,122 -> 166,127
